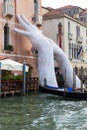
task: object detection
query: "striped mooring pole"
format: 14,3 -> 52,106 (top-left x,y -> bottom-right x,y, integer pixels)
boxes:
0,62 -> 2,96
22,61 -> 26,95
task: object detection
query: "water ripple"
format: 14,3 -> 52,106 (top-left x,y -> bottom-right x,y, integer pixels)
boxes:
0,93 -> 87,130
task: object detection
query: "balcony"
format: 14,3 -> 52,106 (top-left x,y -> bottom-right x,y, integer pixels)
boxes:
37,15 -> 42,24
76,36 -> 83,43
68,33 -> 73,40
32,15 -> 42,25
2,2 -> 14,17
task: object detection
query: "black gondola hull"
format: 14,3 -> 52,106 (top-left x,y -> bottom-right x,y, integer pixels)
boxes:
39,85 -> 87,100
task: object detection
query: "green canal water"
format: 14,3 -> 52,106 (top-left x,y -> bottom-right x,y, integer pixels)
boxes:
0,92 -> 87,130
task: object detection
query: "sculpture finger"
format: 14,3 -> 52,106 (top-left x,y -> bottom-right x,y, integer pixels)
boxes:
21,15 -> 39,31
14,28 -> 29,36
17,15 -> 32,31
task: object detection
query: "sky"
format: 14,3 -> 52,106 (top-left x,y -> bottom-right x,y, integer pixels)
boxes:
42,0 -> 87,9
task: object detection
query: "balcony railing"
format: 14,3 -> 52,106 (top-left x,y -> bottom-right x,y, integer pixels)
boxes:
32,15 -> 42,24
37,15 -> 42,24
2,2 -> 14,17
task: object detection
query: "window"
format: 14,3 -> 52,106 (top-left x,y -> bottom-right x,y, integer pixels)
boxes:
86,17 -> 87,22
58,23 -> 62,34
69,42 -> 72,59
80,17 -> 83,21
74,44 -> 77,59
57,23 -> 62,48
68,21 -> 70,34
74,10 -> 76,14
69,10 -> 71,14
4,23 -> 10,50
76,26 -> 80,37
68,42 -> 83,60
3,0 -> 11,2
86,29 -> 87,37
34,0 -> 38,15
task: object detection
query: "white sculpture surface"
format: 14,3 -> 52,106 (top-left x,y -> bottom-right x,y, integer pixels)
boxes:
14,15 -> 81,89
47,38 -> 81,88
14,15 -> 58,87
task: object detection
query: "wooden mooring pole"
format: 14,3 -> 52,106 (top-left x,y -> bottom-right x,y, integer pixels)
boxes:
73,68 -> 76,91
22,61 -> 26,95
0,62 -> 1,97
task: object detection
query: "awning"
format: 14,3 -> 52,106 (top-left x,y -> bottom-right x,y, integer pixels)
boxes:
0,59 -> 29,72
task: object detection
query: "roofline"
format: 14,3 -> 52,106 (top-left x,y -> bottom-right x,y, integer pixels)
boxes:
57,5 -> 85,11
42,6 -> 54,10
43,13 -> 87,27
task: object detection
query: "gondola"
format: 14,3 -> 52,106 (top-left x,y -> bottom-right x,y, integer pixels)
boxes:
39,85 -> 87,100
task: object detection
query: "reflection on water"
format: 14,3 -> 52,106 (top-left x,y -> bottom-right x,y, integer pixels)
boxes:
0,92 -> 87,130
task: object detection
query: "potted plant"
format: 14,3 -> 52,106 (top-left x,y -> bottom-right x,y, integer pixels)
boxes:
5,45 -> 13,51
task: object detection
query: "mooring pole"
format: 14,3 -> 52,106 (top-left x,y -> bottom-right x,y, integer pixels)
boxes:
0,62 -> 1,97
22,61 -> 26,95
81,66 -> 84,92
64,68 -> 66,97
73,68 -> 76,91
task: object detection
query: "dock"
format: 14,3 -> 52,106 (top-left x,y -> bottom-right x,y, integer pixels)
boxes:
0,77 -> 39,97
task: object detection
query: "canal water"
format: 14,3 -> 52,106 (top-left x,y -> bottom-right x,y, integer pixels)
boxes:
0,92 -> 87,130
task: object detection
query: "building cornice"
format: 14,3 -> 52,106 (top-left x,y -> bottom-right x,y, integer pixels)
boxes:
0,53 -> 35,59
43,13 -> 87,27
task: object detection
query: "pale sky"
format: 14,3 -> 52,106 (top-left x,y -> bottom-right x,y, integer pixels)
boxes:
42,0 -> 87,9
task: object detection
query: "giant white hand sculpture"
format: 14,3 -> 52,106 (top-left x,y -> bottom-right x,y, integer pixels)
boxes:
14,15 -> 82,89
14,15 -> 58,87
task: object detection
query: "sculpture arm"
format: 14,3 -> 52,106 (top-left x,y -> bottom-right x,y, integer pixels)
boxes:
14,15 -> 58,87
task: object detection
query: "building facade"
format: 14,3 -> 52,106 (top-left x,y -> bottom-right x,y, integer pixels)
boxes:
0,0 -> 42,76
42,5 -> 87,68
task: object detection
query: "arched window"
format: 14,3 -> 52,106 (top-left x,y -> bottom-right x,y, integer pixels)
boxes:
58,23 -> 62,48
74,10 -> 76,14
4,23 -> 10,50
58,23 -> 62,34
69,10 -> 71,15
